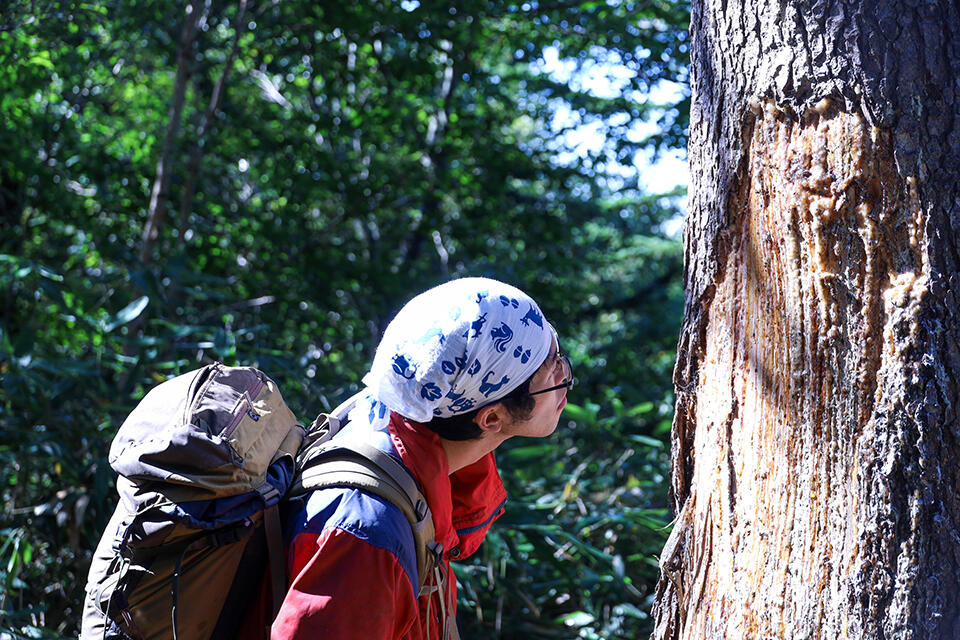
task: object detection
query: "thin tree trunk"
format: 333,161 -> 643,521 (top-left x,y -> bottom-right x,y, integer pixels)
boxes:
140,0 -> 203,265
652,1 -> 960,639
123,0 -> 203,373
399,38 -> 457,276
178,0 -> 248,240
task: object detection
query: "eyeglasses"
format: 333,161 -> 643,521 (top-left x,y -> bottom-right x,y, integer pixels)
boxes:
528,353 -> 576,396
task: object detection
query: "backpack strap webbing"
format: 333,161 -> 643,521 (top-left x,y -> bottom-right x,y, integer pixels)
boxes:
294,442 -> 440,591
264,504 -> 286,620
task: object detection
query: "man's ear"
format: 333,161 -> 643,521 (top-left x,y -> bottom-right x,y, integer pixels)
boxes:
473,403 -> 509,434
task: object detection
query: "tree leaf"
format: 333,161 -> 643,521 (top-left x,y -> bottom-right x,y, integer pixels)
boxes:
628,434 -> 665,449
102,296 -> 149,332
561,402 -> 595,424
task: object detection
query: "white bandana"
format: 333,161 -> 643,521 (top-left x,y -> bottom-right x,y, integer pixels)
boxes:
361,278 -> 554,423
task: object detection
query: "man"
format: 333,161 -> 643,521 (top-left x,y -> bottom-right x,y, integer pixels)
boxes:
270,277 -> 573,639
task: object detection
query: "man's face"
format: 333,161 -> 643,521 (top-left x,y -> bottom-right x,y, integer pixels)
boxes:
504,337 -> 568,439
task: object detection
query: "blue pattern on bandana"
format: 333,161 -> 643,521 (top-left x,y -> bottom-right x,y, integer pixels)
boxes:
361,278 -> 554,422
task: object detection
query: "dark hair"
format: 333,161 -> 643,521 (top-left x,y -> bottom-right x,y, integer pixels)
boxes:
423,376 -> 537,441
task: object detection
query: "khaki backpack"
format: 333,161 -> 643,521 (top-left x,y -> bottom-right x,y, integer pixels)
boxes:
80,363 -> 439,640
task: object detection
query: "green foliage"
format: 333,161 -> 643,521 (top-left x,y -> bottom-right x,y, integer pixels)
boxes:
455,399 -> 673,639
1,0 -> 687,637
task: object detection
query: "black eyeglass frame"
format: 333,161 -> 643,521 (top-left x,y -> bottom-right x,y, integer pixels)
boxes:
528,354 -> 576,396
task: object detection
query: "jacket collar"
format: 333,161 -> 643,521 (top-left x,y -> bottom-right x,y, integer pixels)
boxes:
388,413 -> 507,559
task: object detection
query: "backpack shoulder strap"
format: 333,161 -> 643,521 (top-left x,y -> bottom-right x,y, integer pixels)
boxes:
294,441 -> 440,591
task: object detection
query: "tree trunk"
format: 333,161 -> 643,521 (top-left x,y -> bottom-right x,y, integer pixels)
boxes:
178,0 -> 248,241
652,1 -> 960,639
140,0 -> 203,265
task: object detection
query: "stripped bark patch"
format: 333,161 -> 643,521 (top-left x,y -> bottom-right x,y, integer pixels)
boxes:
675,103 -> 928,639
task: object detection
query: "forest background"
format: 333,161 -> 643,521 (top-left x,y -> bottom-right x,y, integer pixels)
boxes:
0,1 -> 690,638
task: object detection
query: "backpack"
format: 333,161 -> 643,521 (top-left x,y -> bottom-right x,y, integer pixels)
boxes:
80,363 -> 439,640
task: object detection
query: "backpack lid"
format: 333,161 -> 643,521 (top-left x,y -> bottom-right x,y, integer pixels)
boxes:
110,364 -> 303,502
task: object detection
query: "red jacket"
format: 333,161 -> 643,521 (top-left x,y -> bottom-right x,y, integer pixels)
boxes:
268,412 -> 507,639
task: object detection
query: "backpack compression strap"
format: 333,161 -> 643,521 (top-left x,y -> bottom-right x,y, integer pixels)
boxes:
256,483 -> 287,622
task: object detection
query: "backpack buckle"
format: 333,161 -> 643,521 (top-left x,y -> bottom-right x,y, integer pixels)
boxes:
414,499 -> 429,522
257,483 -> 281,506
427,541 -> 444,569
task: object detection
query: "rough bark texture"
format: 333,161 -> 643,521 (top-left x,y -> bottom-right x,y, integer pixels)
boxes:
652,1 -> 960,638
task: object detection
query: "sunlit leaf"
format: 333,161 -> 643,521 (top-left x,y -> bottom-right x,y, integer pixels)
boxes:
102,296 -> 149,332
628,434 -> 665,449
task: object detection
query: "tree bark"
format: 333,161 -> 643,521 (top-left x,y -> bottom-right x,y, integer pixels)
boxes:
652,1 -> 960,639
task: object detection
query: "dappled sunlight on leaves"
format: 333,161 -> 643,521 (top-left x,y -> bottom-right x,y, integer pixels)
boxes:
1,1 -> 687,637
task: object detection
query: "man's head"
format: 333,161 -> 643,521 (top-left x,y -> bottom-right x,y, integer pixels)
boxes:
429,336 -> 573,440
362,277 -> 571,439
